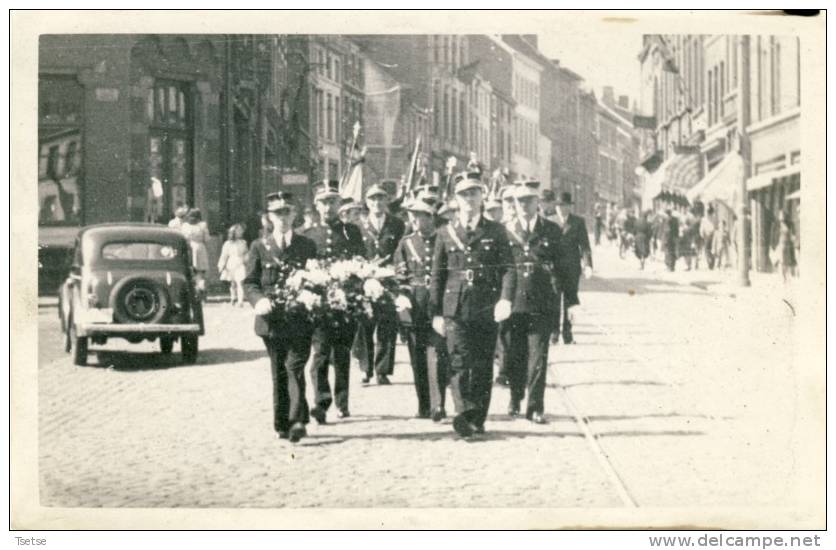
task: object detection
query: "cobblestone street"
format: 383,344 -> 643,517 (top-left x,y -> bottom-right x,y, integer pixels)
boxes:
38,244 -> 802,509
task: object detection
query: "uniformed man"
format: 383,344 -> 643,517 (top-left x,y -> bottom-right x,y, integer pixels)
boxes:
429,170 -> 516,438
484,195 -> 504,222
358,183 -> 406,385
548,192 -> 593,344
494,183 -> 518,387
301,181 -> 365,424
503,181 -> 564,424
244,192 -> 319,443
394,197 -> 451,421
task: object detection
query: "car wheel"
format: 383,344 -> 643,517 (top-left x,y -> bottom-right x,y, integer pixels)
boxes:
111,277 -> 170,325
181,335 -> 198,364
70,323 -> 88,366
160,336 -> 175,354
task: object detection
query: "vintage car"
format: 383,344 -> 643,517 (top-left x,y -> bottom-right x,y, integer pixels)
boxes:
58,223 -> 205,366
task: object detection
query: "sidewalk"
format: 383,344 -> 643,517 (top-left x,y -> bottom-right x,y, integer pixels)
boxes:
593,241 -> 793,300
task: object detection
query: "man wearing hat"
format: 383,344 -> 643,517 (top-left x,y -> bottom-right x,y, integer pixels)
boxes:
484,195 -> 504,222
394,197 -> 451,420
358,183 -> 406,385
429,170 -> 516,438
502,181 -> 565,423
302,181 -> 365,424
244,192 -> 319,443
549,191 -> 593,345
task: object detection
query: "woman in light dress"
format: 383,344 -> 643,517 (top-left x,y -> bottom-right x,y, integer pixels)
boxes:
180,208 -> 210,299
218,223 -> 249,306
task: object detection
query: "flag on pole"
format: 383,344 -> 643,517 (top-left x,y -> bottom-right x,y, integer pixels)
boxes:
341,145 -> 366,202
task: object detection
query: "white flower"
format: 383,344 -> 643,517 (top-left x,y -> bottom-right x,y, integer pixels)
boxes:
328,288 -> 348,310
363,278 -> 385,301
297,289 -> 322,311
305,267 -> 331,287
287,271 -> 305,291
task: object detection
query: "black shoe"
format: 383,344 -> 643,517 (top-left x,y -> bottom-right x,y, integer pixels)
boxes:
310,406 -> 327,425
337,409 -> 350,419
276,430 -> 290,440
415,409 -> 431,419
288,422 -> 307,443
431,407 -> 447,423
377,375 -> 391,385
452,414 -> 476,438
563,335 -> 574,345
529,412 -> 548,425
495,374 -> 509,386
473,423 -> 486,434
508,400 -> 521,417
361,376 -> 372,384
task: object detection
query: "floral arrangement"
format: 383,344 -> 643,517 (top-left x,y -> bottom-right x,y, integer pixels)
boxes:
267,258 -> 399,326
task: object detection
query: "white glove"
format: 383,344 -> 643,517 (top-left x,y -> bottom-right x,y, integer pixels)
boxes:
253,298 -> 274,316
493,299 -> 512,323
395,295 -> 412,312
583,265 -> 593,280
432,316 -> 445,336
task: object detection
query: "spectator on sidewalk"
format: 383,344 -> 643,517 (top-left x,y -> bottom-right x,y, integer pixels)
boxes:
774,209 -> 798,283
699,207 -> 717,270
634,211 -> 652,270
661,210 -> 679,272
218,223 -> 249,307
180,208 -> 210,298
713,220 -> 732,270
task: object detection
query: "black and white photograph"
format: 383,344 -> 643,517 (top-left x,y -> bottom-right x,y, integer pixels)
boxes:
11,9 -> 826,533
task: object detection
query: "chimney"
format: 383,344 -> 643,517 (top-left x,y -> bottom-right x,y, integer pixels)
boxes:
522,34 -> 538,49
603,86 -> 615,106
618,95 -> 629,109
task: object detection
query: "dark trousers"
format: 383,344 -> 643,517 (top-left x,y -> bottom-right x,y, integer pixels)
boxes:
362,307 -> 397,377
445,317 -> 498,427
495,323 -> 508,378
310,320 -> 356,412
405,323 -> 449,413
665,247 -> 677,271
555,285 -> 578,344
262,327 -> 313,433
502,313 -> 550,415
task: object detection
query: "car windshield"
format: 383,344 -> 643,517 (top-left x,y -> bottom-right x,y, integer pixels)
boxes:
101,242 -> 180,261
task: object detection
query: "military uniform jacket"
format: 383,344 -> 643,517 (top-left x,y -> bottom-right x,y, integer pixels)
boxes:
301,218 -> 364,260
393,230 -> 437,326
360,214 -> 406,266
505,217 -> 564,316
243,233 -> 318,338
429,216 -> 516,321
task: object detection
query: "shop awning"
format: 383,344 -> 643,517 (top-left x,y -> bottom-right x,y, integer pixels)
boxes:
686,153 -> 744,209
747,165 -> 801,192
642,152 -> 701,209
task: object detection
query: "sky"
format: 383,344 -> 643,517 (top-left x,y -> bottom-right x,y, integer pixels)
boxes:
538,24 -> 643,109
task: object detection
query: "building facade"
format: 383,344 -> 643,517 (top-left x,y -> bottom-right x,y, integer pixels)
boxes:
637,33 -> 801,273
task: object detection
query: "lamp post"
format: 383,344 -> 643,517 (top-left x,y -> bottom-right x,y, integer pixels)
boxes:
736,35 -> 752,287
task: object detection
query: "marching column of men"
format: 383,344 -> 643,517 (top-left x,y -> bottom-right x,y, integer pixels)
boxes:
245,171 -> 592,442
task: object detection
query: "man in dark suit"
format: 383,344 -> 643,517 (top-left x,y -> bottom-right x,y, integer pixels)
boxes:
394,197 -> 451,421
301,181 -> 365,424
430,170 -> 516,438
502,181 -> 564,424
244,192 -> 319,443
359,183 -> 406,385
548,192 -> 593,345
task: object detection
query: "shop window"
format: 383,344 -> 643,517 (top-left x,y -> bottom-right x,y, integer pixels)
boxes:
39,74 -> 84,226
